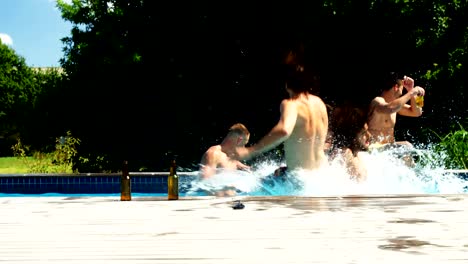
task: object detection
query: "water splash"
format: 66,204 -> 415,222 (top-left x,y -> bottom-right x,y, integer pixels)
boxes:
185,146 -> 467,196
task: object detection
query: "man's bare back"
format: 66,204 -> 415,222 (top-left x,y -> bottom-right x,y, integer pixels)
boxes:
234,51 -> 328,171
201,145 -> 242,170
234,92 -> 328,171
283,94 -> 328,170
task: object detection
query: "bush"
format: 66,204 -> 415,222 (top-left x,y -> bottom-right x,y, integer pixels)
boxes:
431,123 -> 468,170
11,131 -> 80,173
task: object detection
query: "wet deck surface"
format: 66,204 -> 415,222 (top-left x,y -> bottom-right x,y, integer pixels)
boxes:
1,194 -> 467,263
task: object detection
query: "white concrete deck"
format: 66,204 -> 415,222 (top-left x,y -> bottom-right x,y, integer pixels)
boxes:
1,194 -> 467,264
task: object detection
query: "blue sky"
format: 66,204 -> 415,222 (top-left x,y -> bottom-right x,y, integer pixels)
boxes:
0,0 -> 72,67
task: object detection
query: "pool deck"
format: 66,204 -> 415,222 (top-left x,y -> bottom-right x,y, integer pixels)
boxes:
1,194 -> 468,264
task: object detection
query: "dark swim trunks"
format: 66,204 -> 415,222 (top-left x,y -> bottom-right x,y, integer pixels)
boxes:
261,166 -> 289,188
258,166 -> 304,195
274,166 -> 288,177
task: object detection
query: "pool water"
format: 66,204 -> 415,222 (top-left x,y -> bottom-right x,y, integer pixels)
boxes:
1,148 -> 467,197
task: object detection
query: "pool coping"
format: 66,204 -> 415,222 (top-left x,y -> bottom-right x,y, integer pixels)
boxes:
3,193 -> 466,202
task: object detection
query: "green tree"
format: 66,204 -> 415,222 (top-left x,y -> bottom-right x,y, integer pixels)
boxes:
0,40 -> 68,156
56,0 -> 208,172
24,67 -> 67,151
56,0 -> 153,171
0,41 -> 38,155
54,0 -> 468,171
317,0 -> 467,140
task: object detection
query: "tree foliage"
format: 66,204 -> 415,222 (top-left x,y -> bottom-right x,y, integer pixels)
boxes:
0,42 -> 37,154
0,41 -> 66,156
51,0 -> 467,172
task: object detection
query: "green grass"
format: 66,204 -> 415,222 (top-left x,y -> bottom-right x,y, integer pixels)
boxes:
0,156 -> 74,174
0,157 -> 32,173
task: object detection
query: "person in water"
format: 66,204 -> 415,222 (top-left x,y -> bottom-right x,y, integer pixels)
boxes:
367,72 -> 425,148
234,51 -> 329,175
199,123 -> 251,180
329,103 -> 371,182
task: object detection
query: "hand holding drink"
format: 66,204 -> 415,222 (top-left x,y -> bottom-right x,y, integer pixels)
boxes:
412,86 -> 425,108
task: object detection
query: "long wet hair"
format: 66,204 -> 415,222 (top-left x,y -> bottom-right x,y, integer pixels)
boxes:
330,103 -> 368,153
282,45 -> 320,95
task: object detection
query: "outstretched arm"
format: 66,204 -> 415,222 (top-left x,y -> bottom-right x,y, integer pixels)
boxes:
371,86 -> 423,115
235,160 -> 251,171
371,92 -> 412,114
236,100 -> 297,160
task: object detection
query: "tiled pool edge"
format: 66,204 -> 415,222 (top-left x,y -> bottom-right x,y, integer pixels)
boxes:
0,172 -> 198,194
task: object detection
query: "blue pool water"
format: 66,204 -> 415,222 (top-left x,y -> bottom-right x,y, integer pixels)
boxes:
1,148 -> 467,197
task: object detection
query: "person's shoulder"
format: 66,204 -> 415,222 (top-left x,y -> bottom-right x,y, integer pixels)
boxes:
306,94 -> 327,112
305,93 -> 326,105
341,147 -> 355,160
203,145 -> 221,156
201,145 -> 222,164
208,144 -> 221,152
280,98 -> 295,109
370,96 -> 385,106
371,95 -> 384,102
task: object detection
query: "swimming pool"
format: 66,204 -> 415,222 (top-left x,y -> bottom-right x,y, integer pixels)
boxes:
0,169 -> 467,197
0,172 -> 200,197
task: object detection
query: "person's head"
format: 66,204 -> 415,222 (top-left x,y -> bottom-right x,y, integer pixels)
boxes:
284,44 -> 304,66
284,64 -> 320,96
382,71 -> 404,97
331,105 -> 370,153
282,44 -> 320,96
227,123 -> 250,147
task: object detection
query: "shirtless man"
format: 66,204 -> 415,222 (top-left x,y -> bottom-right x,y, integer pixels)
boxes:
234,65 -> 329,172
367,72 -> 425,147
200,123 -> 251,180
